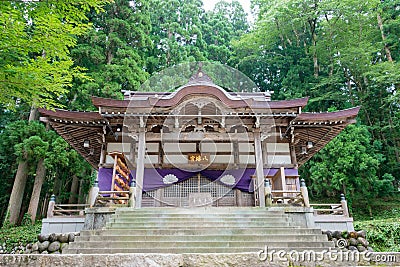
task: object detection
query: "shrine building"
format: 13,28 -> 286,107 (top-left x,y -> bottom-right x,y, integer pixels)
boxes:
39,70 -> 359,210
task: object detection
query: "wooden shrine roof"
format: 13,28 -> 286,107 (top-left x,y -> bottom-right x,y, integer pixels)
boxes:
92,88 -> 309,110
38,108 -> 106,168
38,105 -> 360,169
38,76 -> 360,169
290,107 -> 361,166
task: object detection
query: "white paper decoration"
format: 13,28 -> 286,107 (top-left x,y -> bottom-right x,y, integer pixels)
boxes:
220,174 -> 235,185
163,174 -> 178,184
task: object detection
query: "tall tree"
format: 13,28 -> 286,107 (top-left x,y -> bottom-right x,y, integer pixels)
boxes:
235,0 -> 400,185
0,1 -> 109,110
2,121 -> 47,225
1,0 -> 109,225
68,0 -> 152,110
303,125 -> 394,209
202,0 -> 249,64
145,0 -> 207,74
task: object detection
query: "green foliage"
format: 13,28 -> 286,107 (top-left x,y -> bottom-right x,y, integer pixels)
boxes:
352,195 -> 400,221
0,0 -> 110,109
202,1 -> 248,64
67,0 -> 151,110
145,0 -> 207,73
302,124 -> 395,208
236,0 -> 400,188
355,219 -> 400,252
0,219 -> 41,253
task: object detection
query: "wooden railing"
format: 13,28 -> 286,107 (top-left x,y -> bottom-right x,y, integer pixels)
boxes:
264,178 -> 310,207
95,190 -> 130,205
310,204 -> 344,215
52,204 -> 89,216
310,194 -> 350,217
47,196 -> 89,218
271,190 -> 305,205
87,180 -> 136,208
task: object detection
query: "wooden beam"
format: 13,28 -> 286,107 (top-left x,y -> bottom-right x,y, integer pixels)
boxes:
146,132 -> 254,142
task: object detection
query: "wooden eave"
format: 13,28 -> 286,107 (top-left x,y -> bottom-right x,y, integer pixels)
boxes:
38,108 -> 106,169
38,104 -> 360,170
291,107 -> 361,166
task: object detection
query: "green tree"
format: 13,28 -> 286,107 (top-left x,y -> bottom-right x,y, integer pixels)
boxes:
145,0 -> 207,73
0,1 -> 109,110
68,0 -> 152,110
235,0 -> 400,185
302,125 -> 395,209
202,0 -> 249,64
1,121 -> 47,225
1,1 -> 109,225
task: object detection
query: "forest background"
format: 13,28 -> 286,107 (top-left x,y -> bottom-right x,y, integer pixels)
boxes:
0,0 -> 399,249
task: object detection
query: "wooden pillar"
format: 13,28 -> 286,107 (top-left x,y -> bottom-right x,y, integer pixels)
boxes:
340,194 -> 349,217
262,138 -> 268,167
130,138 -> 136,165
279,166 -> 286,203
254,129 -> 265,207
99,144 -> 106,167
135,129 -> 146,208
233,141 -> 239,167
280,166 -> 286,191
290,144 -> 298,168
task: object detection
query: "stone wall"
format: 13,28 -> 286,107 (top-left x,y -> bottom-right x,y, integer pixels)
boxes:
0,252 -> 399,266
0,233 -> 80,255
41,217 -> 85,234
324,230 -> 373,252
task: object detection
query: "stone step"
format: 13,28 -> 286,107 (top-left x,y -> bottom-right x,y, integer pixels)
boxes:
80,228 -> 323,236
104,223 -> 295,229
75,234 -> 328,243
113,208 -> 286,216
68,240 -> 334,249
112,214 -> 289,219
106,219 -> 290,228
115,207 -> 279,212
64,246 -> 332,254
67,207 -> 334,255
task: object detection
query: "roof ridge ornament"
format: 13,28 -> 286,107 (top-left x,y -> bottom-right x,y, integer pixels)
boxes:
187,63 -> 215,85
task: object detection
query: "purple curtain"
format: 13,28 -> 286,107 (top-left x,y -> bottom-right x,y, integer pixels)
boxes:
97,168 -> 133,193
98,168 -> 113,191
98,167 -> 298,193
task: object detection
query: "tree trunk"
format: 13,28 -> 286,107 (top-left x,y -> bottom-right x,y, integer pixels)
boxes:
27,158 -> 46,223
28,106 -> 38,121
68,175 -> 79,204
5,106 -> 38,225
377,13 -> 393,62
312,32 -> 318,78
6,157 -> 29,225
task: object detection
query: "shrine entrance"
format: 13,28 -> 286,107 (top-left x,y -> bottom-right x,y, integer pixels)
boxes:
142,173 -> 254,207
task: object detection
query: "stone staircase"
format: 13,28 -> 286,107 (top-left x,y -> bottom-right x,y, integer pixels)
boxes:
65,207 -> 334,254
